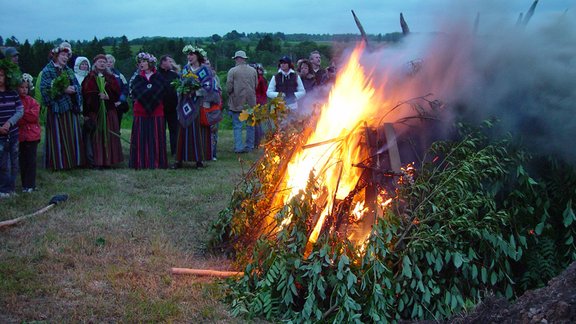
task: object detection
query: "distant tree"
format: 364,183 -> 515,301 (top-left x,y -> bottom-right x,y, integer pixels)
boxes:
223,30 -> 244,41
256,35 -> 280,52
117,35 -> 132,60
211,34 -> 222,43
5,36 -> 19,47
84,37 -> 105,60
18,40 -> 34,73
290,41 -> 318,61
31,39 -> 54,77
174,38 -> 185,63
111,39 -> 118,57
0,36 -> 3,46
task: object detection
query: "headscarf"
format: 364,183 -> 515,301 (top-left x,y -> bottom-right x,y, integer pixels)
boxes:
74,56 -> 90,85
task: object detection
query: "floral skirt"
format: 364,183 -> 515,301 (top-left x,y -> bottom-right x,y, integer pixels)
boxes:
129,115 -> 167,169
44,109 -> 85,170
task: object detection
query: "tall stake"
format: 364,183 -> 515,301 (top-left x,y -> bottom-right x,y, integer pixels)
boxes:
400,13 -> 411,35
351,10 -> 368,45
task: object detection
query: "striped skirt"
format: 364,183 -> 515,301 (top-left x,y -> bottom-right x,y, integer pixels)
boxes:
175,118 -> 211,163
129,115 -> 168,169
44,109 -> 85,170
91,109 -> 124,167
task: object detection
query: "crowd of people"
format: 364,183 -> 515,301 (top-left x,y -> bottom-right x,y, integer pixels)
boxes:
0,43 -> 336,198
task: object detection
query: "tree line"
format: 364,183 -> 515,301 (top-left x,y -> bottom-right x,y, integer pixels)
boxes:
1,30 -> 403,80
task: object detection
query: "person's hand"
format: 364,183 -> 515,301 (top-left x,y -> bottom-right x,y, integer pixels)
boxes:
64,86 -> 76,94
99,92 -> 109,100
0,122 -> 10,135
114,101 -> 121,107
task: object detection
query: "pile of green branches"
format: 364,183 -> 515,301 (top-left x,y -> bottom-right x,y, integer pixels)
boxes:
210,121 -> 576,322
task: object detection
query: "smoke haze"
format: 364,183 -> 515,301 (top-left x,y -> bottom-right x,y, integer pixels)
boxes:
353,4 -> 576,162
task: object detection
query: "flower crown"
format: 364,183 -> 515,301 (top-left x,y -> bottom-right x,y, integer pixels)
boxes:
21,73 -> 34,90
51,44 -> 72,55
182,45 -> 207,58
136,52 -> 157,64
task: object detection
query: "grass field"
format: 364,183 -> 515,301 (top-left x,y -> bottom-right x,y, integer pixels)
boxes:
0,127 -> 258,323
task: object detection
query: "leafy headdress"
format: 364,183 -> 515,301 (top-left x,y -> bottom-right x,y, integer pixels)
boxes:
182,45 -> 207,62
0,58 -> 22,90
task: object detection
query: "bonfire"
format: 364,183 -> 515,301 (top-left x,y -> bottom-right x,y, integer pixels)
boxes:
208,35 -> 576,322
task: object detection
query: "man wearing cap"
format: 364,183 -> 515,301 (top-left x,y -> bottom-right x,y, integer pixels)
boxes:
3,47 -> 19,66
266,55 -> 306,111
226,50 -> 257,153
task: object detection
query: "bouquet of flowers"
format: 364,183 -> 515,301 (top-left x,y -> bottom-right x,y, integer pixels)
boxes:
171,69 -> 201,95
50,70 -> 74,98
239,96 -> 288,127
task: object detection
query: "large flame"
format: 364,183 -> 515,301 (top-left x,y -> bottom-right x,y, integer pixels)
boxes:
280,44 -> 387,246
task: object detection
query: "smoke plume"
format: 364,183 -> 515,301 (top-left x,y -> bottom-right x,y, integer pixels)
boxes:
358,5 -> 576,162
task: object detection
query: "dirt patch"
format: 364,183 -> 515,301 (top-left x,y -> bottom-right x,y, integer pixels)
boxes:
453,261 -> 576,323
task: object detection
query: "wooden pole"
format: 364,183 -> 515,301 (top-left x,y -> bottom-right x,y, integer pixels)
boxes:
384,123 -> 401,172
522,0 -> 539,26
0,204 -> 55,228
351,10 -> 368,44
171,268 -> 243,278
400,13 -> 411,36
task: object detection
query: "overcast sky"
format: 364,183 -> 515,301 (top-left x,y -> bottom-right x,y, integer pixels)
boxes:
0,0 -> 572,42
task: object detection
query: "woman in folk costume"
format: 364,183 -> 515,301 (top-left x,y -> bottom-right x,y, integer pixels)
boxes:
73,56 -> 90,86
81,54 -> 123,168
129,52 -> 168,169
40,44 -> 85,170
172,45 -> 219,169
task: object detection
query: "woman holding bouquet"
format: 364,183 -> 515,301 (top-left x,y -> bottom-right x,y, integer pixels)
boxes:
172,45 -> 219,169
81,54 -> 123,168
129,52 -> 168,169
40,44 -> 85,170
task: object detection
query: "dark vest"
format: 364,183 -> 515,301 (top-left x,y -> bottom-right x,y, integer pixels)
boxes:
274,72 -> 298,103
0,90 -> 20,138
313,68 -> 327,85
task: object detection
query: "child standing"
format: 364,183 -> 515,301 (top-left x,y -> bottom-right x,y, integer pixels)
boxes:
18,74 -> 41,193
0,61 -> 24,198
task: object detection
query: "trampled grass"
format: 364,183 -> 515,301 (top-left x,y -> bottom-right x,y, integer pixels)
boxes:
0,128 -> 258,323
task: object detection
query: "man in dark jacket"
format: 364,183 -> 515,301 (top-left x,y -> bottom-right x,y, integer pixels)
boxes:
158,55 -> 180,156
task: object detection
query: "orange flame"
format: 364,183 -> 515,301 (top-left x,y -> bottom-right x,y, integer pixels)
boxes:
278,44 -> 390,247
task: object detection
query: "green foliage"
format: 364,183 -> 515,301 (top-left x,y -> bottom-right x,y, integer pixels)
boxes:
0,58 -> 22,90
214,121 -> 576,322
117,35 -> 133,60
